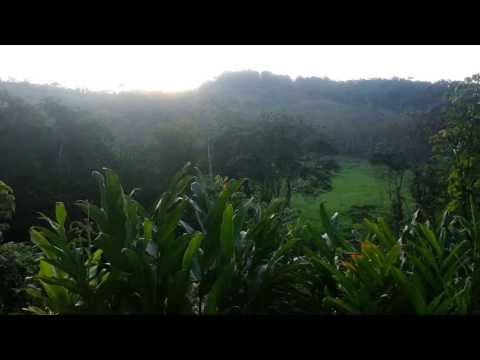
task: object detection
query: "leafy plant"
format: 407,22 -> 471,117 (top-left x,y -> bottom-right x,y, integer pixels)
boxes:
0,242 -> 38,314
26,164 -> 311,315
305,204 -> 475,314
0,181 -> 15,240
27,164 -> 204,314
183,170 -> 307,314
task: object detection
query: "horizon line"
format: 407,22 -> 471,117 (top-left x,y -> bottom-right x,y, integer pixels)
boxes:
0,69 -> 460,95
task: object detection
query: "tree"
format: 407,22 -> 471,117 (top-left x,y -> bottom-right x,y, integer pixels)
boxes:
0,94 -> 116,241
117,118 -> 202,206
370,148 -> 410,233
213,113 -> 338,205
430,74 -> 480,216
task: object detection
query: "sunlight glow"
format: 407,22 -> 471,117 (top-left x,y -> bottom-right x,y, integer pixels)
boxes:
0,45 -> 478,93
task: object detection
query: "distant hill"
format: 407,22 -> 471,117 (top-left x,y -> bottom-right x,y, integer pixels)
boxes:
0,71 -> 453,155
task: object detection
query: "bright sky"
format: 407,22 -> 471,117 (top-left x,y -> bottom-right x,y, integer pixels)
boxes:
0,45 -> 478,93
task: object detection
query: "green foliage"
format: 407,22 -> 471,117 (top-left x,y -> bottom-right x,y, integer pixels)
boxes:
27,164 -> 197,314
347,205 -> 378,224
0,181 -> 39,313
27,166 -> 305,314
427,74 -> 480,216
213,113 -> 338,205
305,205 -> 476,314
117,119 -> 203,206
369,147 -> 411,233
0,180 -> 15,238
0,94 -> 117,242
189,172 -> 307,314
410,164 -> 445,220
0,242 -> 38,314
21,162 -> 480,315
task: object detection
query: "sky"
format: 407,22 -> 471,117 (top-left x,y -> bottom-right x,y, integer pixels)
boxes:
0,45 -> 478,93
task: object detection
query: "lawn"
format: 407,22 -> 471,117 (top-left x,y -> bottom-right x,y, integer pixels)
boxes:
292,157 -> 414,230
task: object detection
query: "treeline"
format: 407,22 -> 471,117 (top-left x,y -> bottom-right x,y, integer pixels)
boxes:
1,71 -> 452,155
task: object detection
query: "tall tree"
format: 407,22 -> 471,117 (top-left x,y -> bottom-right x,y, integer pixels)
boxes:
213,113 -> 338,205
0,94 -> 116,241
369,148 -> 409,233
431,74 -> 480,216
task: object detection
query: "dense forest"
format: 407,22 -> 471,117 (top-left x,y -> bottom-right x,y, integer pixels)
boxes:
2,70 -> 480,315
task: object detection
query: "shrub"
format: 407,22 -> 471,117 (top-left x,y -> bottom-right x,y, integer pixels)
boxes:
0,181 -> 15,241
26,165 -> 305,314
0,242 -> 38,314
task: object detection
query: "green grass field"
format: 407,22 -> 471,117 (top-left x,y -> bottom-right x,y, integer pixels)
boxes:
292,157 -> 414,230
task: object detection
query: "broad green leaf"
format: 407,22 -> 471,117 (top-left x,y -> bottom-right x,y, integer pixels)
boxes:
144,219 -> 153,242
156,201 -> 185,246
206,264 -> 234,314
182,233 -> 204,271
55,202 -> 67,227
220,204 -> 234,259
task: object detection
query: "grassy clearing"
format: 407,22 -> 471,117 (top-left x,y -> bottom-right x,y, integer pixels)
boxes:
292,157 -> 414,231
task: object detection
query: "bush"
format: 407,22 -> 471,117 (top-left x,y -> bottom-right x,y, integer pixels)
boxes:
0,242 -> 38,314
347,205 -> 378,224
305,205 -> 478,314
26,165 -> 305,314
0,181 -> 15,241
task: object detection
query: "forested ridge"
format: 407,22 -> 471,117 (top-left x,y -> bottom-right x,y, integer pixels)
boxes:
3,70 -> 480,315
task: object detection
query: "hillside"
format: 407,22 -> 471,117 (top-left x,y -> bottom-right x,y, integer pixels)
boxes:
0,71 -> 452,156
